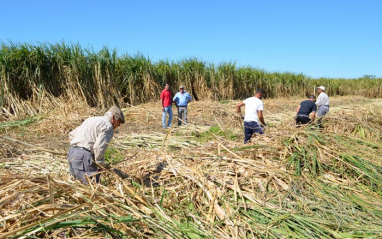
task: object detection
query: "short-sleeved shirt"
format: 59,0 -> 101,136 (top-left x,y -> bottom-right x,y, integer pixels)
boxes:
160,89 -> 173,107
243,97 -> 264,123
173,92 -> 192,107
298,100 -> 317,116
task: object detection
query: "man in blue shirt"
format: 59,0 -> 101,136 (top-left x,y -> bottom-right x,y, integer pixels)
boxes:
173,85 -> 192,126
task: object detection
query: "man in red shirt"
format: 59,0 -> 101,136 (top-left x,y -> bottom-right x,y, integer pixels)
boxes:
160,83 -> 173,128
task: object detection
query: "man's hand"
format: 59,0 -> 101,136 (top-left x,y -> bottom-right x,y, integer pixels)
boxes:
235,113 -> 244,120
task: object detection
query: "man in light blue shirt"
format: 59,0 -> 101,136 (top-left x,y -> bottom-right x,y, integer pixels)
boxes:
173,85 -> 192,126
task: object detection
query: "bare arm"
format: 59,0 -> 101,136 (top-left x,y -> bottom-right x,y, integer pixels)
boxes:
236,102 -> 245,114
257,110 -> 266,126
310,112 -> 316,121
296,105 -> 301,114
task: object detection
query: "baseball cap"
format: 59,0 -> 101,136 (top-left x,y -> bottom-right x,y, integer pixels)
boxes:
108,106 -> 125,123
179,85 -> 185,89
317,86 -> 325,91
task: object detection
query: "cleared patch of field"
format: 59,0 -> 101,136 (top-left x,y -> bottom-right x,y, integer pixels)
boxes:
0,96 -> 381,238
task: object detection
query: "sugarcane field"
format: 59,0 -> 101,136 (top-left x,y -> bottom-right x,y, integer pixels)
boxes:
1,93 -> 382,238
0,41 -> 382,238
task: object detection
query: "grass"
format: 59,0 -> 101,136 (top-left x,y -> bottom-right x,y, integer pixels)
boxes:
0,115 -> 43,131
104,147 -> 125,165
219,100 -> 232,104
193,125 -> 238,141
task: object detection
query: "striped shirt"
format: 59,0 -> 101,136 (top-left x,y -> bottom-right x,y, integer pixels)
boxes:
69,116 -> 114,164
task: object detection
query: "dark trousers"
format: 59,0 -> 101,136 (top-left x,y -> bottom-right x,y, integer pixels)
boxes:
296,115 -> 311,125
67,146 -> 100,184
244,121 -> 264,143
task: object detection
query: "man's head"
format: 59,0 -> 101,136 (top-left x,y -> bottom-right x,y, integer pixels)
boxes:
317,86 -> 325,93
308,95 -> 316,102
179,85 -> 185,92
255,88 -> 265,99
106,106 -> 125,129
164,83 -> 170,90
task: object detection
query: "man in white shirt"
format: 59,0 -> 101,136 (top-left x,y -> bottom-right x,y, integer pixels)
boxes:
68,106 -> 125,184
236,89 -> 267,144
316,86 -> 330,118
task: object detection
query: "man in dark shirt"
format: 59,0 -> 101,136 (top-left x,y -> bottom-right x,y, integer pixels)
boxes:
295,95 -> 317,126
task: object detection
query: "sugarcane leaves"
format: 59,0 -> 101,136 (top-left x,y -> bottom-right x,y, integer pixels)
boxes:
285,132 -> 326,176
339,154 -> 382,191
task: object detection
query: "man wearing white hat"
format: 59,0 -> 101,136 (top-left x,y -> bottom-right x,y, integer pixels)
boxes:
316,86 -> 329,118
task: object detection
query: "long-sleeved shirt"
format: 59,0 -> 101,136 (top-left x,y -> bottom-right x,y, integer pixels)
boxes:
69,116 -> 114,164
316,92 -> 330,107
173,92 -> 192,107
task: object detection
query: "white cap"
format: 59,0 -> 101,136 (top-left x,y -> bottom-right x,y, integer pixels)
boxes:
317,86 -> 325,91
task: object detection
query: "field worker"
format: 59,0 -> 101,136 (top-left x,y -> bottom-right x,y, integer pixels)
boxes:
316,86 -> 330,118
236,89 -> 267,144
160,83 -> 173,128
68,106 -> 125,184
173,85 -> 192,126
295,95 -> 317,126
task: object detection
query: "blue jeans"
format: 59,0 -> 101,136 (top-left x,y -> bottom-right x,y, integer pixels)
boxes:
162,106 -> 173,128
244,121 -> 264,143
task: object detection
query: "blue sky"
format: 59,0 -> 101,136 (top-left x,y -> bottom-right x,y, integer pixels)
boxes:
1,0 -> 381,79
